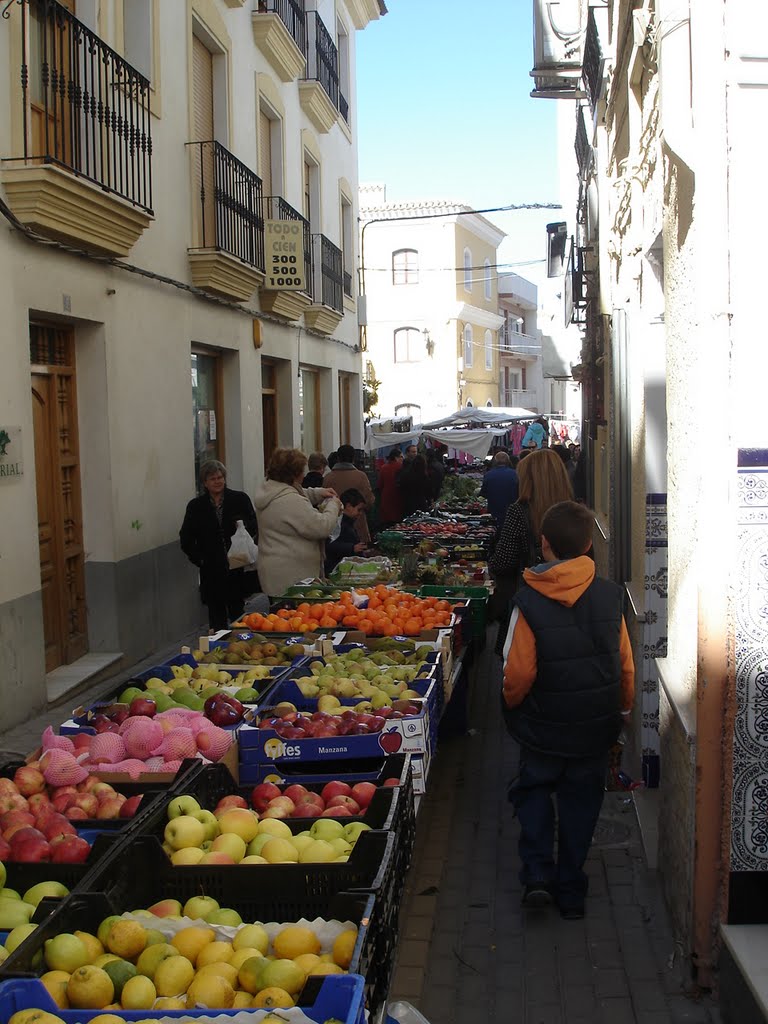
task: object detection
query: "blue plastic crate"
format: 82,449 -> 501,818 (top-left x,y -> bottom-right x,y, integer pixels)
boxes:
0,973 -> 366,1023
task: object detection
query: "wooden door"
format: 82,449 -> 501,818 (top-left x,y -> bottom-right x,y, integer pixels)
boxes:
339,373 -> 351,445
192,35 -> 215,247
259,108 -> 273,199
262,360 -> 277,472
30,323 -> 87,671
29,0 -> 76,164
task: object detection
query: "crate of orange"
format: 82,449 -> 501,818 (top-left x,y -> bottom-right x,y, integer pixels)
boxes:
264,586 -> 461,639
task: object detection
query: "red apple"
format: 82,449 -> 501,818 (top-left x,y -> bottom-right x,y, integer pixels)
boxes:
321,805 -> 354,817
49,834 -> 91,864
52,793 -> 76,813
42,814 -> 77,840
367,717 -> 386,733
327,795 -> 361,814
91,715 -> 119,734
347,724 -> 371,735
129,697 -> 157,718
91,783 -> 116,798
52,785 -> 78,800
321,781 -> 352,803
71,733 -> 93,750
204,694 -> 244,727
292,798 -> 325,818
282,785 -> 309,805
65,806 -> 89,821
0,779 -> 19,796
110,707 -> 130,725
12,835 -> 51,862
313,724 -> 339,738
382,778 -> 400,787
73,793 -> 99,817
310,711 -> 332,723
215,795 -> 249,815
350,782 -> 377,809
0,836 -> 10,859
119,795 -> 144,818
266,796 -> 295,815
10,826 -> 47,847
250,783 -> 282,812
1,809 -> 35,831
96,797 -> 124,819
13,766 -> 46,796
27,793 -> 51,814
78,776 -> 102,793
261,804 -> 291,819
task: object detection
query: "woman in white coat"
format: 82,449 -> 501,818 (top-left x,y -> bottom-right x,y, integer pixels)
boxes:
254,448 -> 342,596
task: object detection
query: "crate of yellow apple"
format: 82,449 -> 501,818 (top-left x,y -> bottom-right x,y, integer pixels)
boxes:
0,896 -> 363,1015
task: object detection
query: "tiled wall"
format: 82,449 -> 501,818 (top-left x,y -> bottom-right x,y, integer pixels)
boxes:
730,449 -> 768,871
643,492 -> 668,787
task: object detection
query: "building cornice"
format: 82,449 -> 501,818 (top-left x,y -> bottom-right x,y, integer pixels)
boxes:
453,303 -> 504,330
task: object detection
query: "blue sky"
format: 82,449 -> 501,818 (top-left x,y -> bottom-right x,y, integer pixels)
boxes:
356,0 -> 562,276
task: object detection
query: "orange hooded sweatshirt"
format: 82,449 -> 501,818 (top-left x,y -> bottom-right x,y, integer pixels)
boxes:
502,555 -> 635,712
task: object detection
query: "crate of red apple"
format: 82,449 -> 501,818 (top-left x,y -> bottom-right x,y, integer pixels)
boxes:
237,699 -> 431,765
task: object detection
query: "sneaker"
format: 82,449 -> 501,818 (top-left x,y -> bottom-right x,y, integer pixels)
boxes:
521,882 -> 553,908
558,902 -> 585,920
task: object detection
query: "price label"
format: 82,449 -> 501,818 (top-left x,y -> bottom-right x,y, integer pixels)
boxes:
264,220 -> 306,291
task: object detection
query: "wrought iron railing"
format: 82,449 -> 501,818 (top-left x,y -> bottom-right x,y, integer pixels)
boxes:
12,0 -> 152,213
256,0 -> 306,56
575,107 -> 592,177
263,195 -> 311,294
311,234 -> 343,313
338,91 -> 349,123
583,7 -> 603,112
188,141 -> 265,271
343,270 -> 352,298
304,11 -> 338,108
499,327 -> 542,355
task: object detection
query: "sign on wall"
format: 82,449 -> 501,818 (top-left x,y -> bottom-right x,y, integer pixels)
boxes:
264,219 -> 306,291
0,427 -> 23,480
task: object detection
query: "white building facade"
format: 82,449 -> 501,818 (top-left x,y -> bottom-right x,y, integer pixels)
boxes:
0,0 -> 382,727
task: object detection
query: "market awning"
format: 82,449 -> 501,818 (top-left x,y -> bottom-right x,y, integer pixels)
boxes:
421,406 -> 538,429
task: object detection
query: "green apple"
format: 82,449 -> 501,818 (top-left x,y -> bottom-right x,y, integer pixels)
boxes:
309,818 -> 345,842
211,833 -> 246,863
0,861 -> 5,890
97,915 -> 123,947
194,809 -> 220,842
182,895 -> 219,920
298,839 -> 336,863
164,815 -> 206,851
167,795 -> 201,819
246,834 -> 273,857
23,881 -> 69,908
329,837 -> 352,857
205,907 -> 243,927
343,821 -> 372,844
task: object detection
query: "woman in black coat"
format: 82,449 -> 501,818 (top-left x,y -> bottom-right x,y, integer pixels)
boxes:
399,454 -> 433,517
179,460 -> 259,630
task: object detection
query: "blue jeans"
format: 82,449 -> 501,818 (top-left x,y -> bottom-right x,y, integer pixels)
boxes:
510,747 -> 608,907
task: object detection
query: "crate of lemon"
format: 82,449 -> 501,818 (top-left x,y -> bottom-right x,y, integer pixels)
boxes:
0,895 -> 370,1022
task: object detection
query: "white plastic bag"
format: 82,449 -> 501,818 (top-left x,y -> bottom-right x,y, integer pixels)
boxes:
228,519 -> 258,569
328,513 -> 343,543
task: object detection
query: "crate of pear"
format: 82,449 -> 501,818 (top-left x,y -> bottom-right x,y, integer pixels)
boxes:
195,639 -> 306,668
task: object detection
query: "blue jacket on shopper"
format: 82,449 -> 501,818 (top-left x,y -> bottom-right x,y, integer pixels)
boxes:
480,466 -> 519,528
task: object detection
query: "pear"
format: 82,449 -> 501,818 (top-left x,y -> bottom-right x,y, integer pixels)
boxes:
317,694 -> 341,712
371,690 -> 393,710
0,898 -> 34,930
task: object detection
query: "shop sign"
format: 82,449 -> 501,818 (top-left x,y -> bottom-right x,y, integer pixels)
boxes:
0,427 -> 23,480
264,219 -> 306,291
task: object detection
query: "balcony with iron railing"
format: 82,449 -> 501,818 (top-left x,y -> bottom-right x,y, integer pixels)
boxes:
187,140 -> 265,301
1,0 -> 153,256
575,107 -> 592,178
252,0 -> 307,83
338,91 -> 349,125
299,11 -> 339,133
503,389 -> 539,411
583,7 -> 603,112
305,233 -> 344,334
259,195 -> 313,321
499,327 -> 542,358
343,269 -> 353,298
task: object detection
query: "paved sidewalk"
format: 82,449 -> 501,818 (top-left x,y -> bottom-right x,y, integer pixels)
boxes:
388,634 -> 721,1024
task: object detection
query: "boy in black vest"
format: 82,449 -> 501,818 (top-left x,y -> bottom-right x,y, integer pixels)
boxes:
324,488 -> 368,575
501,500 -> 635,918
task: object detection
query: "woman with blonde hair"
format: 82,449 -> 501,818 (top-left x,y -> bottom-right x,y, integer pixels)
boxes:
489,448 -> 575,655
254,448 -> 342,596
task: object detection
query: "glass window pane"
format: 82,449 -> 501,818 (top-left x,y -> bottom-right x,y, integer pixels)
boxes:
192,352 -> 222,490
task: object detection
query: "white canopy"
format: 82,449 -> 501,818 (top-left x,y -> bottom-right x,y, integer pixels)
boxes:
363,425 -> 509,459
421,406 -> 538,429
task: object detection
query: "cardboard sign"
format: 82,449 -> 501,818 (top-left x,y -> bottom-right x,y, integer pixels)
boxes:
264,219 -> 306,291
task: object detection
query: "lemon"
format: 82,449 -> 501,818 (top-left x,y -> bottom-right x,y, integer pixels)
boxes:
66,965 -> 114,1009
196,940 -> 234,967
233,990 -> 253,1008
260,958 -> 306,996
273,925 -> 320,960
237,955 -> 270,994
86,1016 -> 125,1024
101,958 -> 137,1000
153,997 -> 187,1010
293,953 -> 321,974
40,971 -> 70,1009
252,986 -> 295,1009
5,923 -> 38,954
185,974 -> 235,1009
74,930 -> 104,962
120,974 -> 157,1010
195,961 -> 239,987
233,923 -> 269,955
106,920 -> 147,960
153,954 -> 195,997
44,934 -> 89,973
171,926 -> 216,965
332,928 -> 358,969
9,1012 -> 67,1024
135,942 -> 177,979
230,947 -> 264,970
309,961 -> 344,975
92,954 -> 121,969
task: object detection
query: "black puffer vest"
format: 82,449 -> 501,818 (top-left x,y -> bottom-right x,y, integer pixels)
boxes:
505,575 -> 624,758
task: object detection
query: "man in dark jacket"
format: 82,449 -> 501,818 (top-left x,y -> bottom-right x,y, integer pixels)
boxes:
502,501 -> 635,918
179,460 -> 259,630
480,451 -> 519,528
325,489 -> 368,574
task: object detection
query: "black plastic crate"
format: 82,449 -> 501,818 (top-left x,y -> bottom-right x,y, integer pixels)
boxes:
0,888 -> 393,1020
